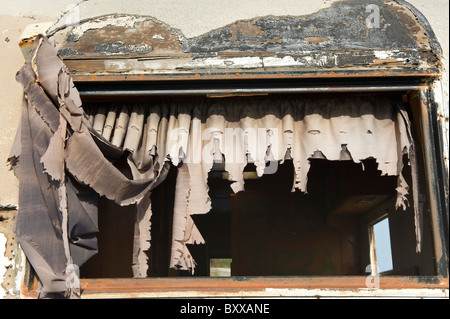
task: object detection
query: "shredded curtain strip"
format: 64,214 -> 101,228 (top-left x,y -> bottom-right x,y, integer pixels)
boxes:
8,35 -> 422,298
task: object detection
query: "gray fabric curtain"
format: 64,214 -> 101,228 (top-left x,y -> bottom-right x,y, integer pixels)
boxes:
9,35 -> 421,298
9,36 -> 170,298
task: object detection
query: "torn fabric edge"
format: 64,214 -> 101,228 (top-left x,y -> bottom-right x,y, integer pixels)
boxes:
395,104 -> 422,253
130,157 -> 170,278
170,164 -> 205,273
41,113 -> 81,298
132,194 -> 152,278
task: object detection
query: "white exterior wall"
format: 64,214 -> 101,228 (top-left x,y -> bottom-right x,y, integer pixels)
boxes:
0,0 -> 448,298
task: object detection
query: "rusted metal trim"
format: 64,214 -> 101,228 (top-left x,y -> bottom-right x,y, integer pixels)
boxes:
21,276 -> 448,299
69,70 -> 440,83
418,86 -> 449,279
79,276 -> 449,291
73,73 -> 429,99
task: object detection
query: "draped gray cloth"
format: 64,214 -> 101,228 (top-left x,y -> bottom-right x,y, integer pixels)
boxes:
9,35 -> 421,297
9,36 -> 169,298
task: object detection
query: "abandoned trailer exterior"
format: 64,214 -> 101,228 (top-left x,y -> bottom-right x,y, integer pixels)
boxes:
0,0 -> 448,299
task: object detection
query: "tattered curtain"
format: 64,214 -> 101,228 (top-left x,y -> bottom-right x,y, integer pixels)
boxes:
9,35 -> 421,298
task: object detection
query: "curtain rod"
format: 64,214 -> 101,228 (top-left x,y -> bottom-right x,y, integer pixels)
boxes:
78,85 -> 420,96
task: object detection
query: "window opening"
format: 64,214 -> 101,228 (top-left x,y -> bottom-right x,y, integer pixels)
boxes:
77,93 -> 436,280
369,217 -> 394,275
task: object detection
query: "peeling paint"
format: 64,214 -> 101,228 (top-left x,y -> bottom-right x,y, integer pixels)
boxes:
53,0 -> 433,58
44,0 -> 440,80
94,41 -> 152,55
384,0 -> 435,52
57,15 -> 187,59
304,36 -> 330,44
182,56 -> 263,70
262,56 -> 304,67
68,15 -> 158,42
79,49 -> 423,77
181,0 -> 420,55
0,209 -> 22,298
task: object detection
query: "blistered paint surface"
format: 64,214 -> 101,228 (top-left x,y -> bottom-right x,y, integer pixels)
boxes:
49,0 -> 441,79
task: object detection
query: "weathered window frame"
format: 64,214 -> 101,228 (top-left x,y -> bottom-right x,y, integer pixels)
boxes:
15,0 -> 449,297
19,80 -> 448,298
